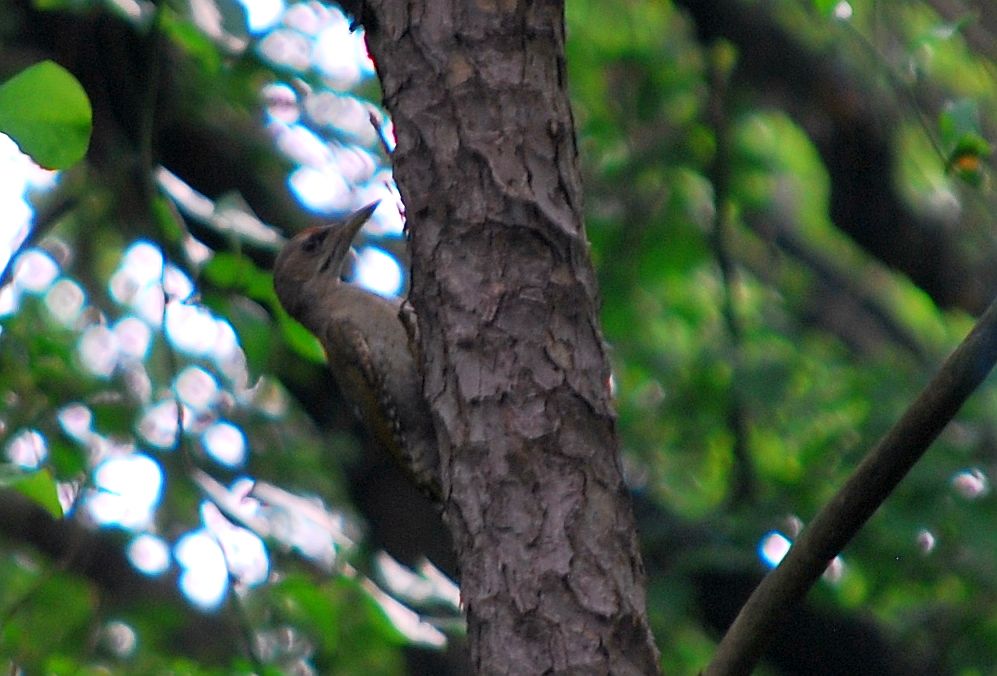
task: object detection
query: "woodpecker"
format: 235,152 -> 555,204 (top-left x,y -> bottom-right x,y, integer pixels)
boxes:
273,203 -> 440,498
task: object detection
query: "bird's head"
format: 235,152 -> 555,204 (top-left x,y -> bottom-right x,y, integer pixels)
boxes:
273,201 -> 379,322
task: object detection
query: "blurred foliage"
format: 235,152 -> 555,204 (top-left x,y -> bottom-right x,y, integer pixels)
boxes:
0,0 -> 996,673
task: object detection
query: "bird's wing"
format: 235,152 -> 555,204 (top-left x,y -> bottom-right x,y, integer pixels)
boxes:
325,318 -> 404,448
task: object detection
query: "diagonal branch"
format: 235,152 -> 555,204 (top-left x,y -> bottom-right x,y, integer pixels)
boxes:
706,292 -> 997,675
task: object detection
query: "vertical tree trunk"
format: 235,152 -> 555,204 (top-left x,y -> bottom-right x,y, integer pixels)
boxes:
360,2 -> 661,673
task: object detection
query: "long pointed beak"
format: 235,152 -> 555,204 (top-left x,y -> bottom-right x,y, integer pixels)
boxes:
318,200 -> 381,277
343,201 -> 380,238
336,199 -> 380,254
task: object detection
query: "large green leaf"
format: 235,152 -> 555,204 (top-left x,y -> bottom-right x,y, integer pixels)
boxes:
0,60 -> 92,169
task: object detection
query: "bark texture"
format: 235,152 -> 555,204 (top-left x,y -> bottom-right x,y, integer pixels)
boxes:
359,2 -> 661,673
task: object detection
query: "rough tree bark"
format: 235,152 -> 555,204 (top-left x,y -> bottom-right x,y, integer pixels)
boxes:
354,2 -> 661,673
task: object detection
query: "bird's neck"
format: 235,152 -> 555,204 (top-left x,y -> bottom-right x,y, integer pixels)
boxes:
295,280 -> 401,336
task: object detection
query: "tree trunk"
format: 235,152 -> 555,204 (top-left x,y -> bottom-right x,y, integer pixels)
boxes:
358,2 -> 661,673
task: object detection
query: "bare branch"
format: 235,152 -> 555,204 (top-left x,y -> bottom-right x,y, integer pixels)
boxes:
706,293 -> 997,675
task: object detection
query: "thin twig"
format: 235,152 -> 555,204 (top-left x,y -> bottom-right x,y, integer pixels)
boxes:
705,292 -> 997,675
369,108 -> 395,158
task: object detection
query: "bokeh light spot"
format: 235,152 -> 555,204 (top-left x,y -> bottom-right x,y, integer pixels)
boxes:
175,529 -> 229,610
0,136 -> 51,273
102,620 -> 138,658
275,122 -> 333,168
822,555 -> 845,583
354,246 -> 403,298
174,365 -> 219,411
88,453 -> 164,529
44,278 -> 86,326
113,315 -> 152,360
952,467 -> 989,499
78,324 -> 120,378
304,91 -> 375,145
238,0 -> 284,33
202,421 -> 247,467
128,533 -> 171,576
282,0 -> 326,34
13,249 -> 59,293
163,264 -> 195,302
137,399 -> 183,449
258,28 -> 312,71
313,12 -> 373,87
833,1 -> 853,20
165,302 -> 219,356
5,429 -> 47,469
116,241 -> 164,290
289,164 -> 350,212
202,502 -> 269,586
262,82 -> 299,123
759,531 -> 791,568
57,403 -> 93,442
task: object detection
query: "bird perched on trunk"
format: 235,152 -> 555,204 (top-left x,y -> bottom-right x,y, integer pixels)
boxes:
273,203 -> 440,499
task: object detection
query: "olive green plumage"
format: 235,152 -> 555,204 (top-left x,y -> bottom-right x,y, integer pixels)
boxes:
273,204 -> 439,498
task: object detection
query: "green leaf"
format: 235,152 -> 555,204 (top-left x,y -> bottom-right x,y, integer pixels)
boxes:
160,11 -> 222,74
0,60 -> 92,169
271,574 -> 340,646
48,439 -> 86,478
202,253 -> 277,303
812,0 -> 840,18
90,398 -> 137,437
152,195 -> 187,246
279,311 -> 327,364
0,466 -> 64,518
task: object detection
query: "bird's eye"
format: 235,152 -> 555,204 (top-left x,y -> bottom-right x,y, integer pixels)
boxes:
301,230 -> 326,254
